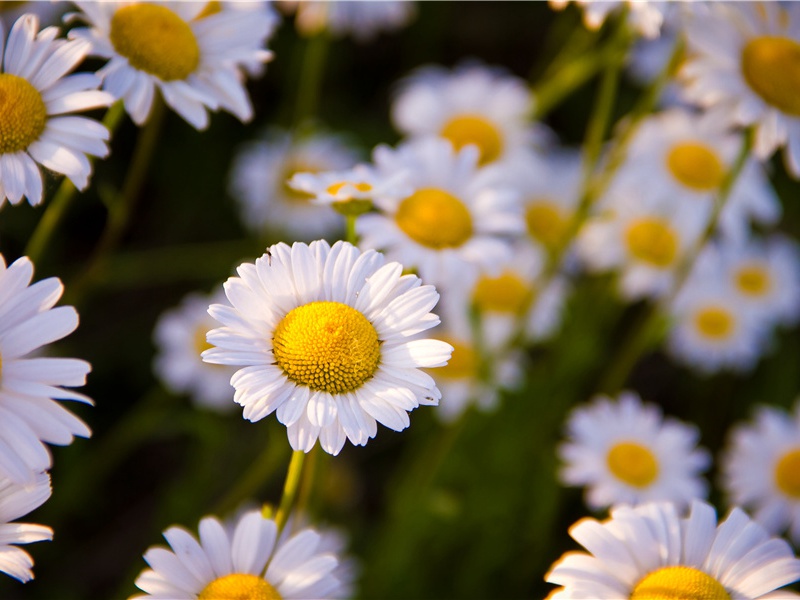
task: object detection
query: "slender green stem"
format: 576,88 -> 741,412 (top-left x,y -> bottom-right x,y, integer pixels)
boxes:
274,450 -> 307,532
293,32 -> 329,131
345,214 -> 358,245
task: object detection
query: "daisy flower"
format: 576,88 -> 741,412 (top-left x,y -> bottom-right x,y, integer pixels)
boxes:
546,499 -> 800,599
202,240 -> 452,455
132,509 -> 351,599
558,391 -> 710,511
722,400 -> 800,546
0,255 -> 91,484
548,0 -> 670,39
69,1 -> 275,129
152,290 -> 236,412
681,2 -> 800,176
229,128 -> 359,240
0,472 -> 52,583
356,137 -> 523,289
279,0 -> 416,42
391,63 -> 536,166
0,13 -> 112,207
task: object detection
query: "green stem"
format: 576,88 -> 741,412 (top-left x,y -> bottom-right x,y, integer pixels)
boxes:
273,450 -> 307,532
345,214 -> 358,245
293,32 -> 329,130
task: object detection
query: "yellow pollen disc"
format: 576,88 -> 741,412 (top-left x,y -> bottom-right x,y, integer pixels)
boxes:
433,338 -> 476,380
441,114 -> 503,165
272,301 -> 380,394
631,566 -> 730,600
326,181 -> 373,197
196,1 -> 222,19
742,36 -> 800,116
625,218 -> 679,268
525,200 -> 567,249
694,306 -> 735,340
606,441 -> 659,488
198,573 -> 282,600
0,74 -> 47,154
775,448 -> 800,499
194,326 -> 214,356
666,142 -> 725,192
735,264 -> 771,297
395,188 -> 473,249
472,271 -> 532,315
110,3 -> 200,81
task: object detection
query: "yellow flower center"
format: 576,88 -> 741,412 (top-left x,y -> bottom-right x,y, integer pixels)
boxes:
666,142 -> 725,192
606,441 -> 659,488
198,573 -> 282,600
433,338 -> 476,380
441,114 -> 503,165
196,1 -> 222,19
110,3 -> 200,81
694,306 -> 735,340
395,188 -> 473,249
775,448 -> 800,499
735,264 -> 771,297
326,181 -> 373,197
525,200 -> 568,249
741,36 -> 800,116
472,271 -> 532,315
194,325 -> 214,356
282,163 -> 320,203
0,73 -> 47,154
272,301 -> 380,394
625,218 -> 679,268
631,566 -> 730,600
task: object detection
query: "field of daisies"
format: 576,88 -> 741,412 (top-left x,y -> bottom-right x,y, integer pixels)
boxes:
1,1 -> 800,599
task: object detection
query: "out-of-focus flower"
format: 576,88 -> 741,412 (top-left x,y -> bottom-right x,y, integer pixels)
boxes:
548,0 -> 670,39
203,240 -> 452,455
279,0 -> 416,42
0,472 -> 52,583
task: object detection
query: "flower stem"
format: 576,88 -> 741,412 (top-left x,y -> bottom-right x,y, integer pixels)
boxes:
274,450 -> 307,532
345,214 -> 358,245
293,32 -> 329,130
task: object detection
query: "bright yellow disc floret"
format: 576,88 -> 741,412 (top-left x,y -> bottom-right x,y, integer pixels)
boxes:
775,448 -> 800,499
0,73 -> 47,154
631,566 -> 730,600
666,142 -> 725,192
198,573 -> 282,600
441,114 -> 503,165
625,218 -> 679,268
742,36 -> 800,116
606,441 -> 659,488
395,188 -> 473,249
694,306 -> 734,340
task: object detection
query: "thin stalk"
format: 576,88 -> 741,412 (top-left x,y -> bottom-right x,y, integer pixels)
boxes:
274,450 -> 307,533
345,214 -> 358,245
293,32 -> 329,130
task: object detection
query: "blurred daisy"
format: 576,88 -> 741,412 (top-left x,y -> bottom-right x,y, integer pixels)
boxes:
558,391 -> 709,510
0,255 -> 91,484
0,13 -> 112,207
722,401 -> 800,546
69,1 -> 274,129
357,137 -> 523,289
279,0 -> 416,42
546,499 -> 800,599
229,129 -> 359,240
132,509 -> 350,599
152,290 -> 236,412
682,3 -> 800,176
548,0 -> 670,39
391,63 -> 536,166
203,240 -> 452,455
0,472 -> 52,583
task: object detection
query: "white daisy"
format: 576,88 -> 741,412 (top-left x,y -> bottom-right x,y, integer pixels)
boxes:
722,400 -> 800,547
0,13 -> 112,207
152,290 -> 236,412
0,255 -> 91,484
132,509 -> 350,599
391,62 -> 536,167
546,499 -> 800,599
356,137 -> 523,289
229,128 -> 360,240
548,0 -> 670,39
202,240 -> 452,455
0,472 -> 52,583
558,391 -> 710,511
69,1 -> 275,129
279,0 -> 416,42
681,2 -> 800,177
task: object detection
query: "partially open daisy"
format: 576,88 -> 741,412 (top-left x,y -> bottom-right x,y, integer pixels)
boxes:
69,1 -> 275,129
391,63 -> 536,166
722,400 -> 800,546
0,13 -> 112,207
546,499 -> 800,599
203,240 -> 452,455
558,392 -> 709,511
132,509 -> 350,599
0,254 -> 91,484
0,472 -> 52,583
279,0 -> 416,42
548,0 -> 670,39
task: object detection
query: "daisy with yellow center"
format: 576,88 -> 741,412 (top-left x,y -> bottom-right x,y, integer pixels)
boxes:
69,1 -> 275,129
0,13 -> 112,207
558,392 -> 709,510
202,240 -> 452,455
546,500 -> 800,599
132,510 -> 352,599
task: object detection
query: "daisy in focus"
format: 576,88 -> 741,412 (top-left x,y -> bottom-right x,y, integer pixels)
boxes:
0,13 -> 112,207
278,0 -> 416,42
203,240 -> 452,455
132,509 -> 351,599
722,400 -> 800,546
546,499 -> 800,599
0,472 -> 52,583
558,391 -> 709,510
0,255 -> 91,484
152,290 -> 236,412
69,1 -> 275,129
548,0 -> 670,39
